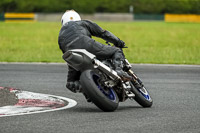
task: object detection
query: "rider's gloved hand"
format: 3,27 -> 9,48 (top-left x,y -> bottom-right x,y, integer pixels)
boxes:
115,39 -> 126,48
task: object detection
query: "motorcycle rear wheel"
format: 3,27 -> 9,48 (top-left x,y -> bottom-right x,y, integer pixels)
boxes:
80,70 -> 119,112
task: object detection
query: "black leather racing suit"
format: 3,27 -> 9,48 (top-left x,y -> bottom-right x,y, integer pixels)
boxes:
58,20 -> 125,92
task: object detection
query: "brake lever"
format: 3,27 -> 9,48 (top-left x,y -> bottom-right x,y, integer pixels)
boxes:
106,41 -> 128,48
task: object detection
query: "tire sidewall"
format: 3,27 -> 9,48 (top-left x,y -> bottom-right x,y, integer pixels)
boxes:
80,70 -> 119,112
130,82 -> 153,107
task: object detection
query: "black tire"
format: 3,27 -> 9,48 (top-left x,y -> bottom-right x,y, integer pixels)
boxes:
80,70 -> 119,112
130,81 -> 153,107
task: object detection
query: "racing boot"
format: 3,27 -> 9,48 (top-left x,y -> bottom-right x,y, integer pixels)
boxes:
115,67 -> 132,81
66,81 -> 82,93
66,66 -> 82,93
112,50 -> 132,81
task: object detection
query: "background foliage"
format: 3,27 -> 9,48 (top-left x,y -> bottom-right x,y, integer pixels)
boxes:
0,0 -> 200,14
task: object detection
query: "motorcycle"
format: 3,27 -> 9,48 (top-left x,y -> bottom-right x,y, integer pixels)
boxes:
62,45 -> 153,112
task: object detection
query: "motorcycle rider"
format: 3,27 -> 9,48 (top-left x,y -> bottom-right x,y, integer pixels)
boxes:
58,10 -> 131,93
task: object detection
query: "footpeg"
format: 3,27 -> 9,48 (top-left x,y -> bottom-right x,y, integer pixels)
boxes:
125,91 -> 135,98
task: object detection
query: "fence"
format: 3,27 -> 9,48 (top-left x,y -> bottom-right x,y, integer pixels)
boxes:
0,13 -> 200,22
0,13 -> 4,21
134,14 -> 164,21
36,13 -> 133,22
1,13 -> 35,22
165,14 -> 200,22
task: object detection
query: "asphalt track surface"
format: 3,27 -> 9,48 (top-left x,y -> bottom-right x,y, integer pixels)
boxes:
0,63 -> 199,133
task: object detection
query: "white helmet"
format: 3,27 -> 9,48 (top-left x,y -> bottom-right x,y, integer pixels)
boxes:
61,10 -> 81,25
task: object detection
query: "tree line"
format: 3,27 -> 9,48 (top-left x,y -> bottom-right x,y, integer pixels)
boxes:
0,0 -> 200,14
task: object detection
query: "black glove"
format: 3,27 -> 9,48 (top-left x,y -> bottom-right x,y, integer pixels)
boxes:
115,39 -> 125,48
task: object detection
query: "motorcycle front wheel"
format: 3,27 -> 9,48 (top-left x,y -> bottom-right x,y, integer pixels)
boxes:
130,80 -> 153,108
80,70 -> 119,112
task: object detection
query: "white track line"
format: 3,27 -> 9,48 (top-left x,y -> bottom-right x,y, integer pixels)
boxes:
0,62 -> 199,67
0,94 -> 77,118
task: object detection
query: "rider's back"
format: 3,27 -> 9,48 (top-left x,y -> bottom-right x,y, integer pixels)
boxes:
58,20 -> 94,53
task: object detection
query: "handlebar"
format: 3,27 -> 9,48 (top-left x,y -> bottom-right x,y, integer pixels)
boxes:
105,41 -> 128,48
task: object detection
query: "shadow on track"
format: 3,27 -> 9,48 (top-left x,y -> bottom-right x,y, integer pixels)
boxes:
69,105 -> 143,113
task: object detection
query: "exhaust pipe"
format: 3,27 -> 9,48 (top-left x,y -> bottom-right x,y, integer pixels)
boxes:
92,59 -> 121,81
63,52 -> 83,65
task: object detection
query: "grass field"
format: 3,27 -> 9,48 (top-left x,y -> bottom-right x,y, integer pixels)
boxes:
0,21 -> 200,64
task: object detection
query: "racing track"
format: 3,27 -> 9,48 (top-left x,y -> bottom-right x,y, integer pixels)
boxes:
0,63 -> 200,133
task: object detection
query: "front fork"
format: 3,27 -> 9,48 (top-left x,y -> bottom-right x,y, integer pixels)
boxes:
123,59 -> 143,86
121,69 -> 145,100
128,69 -> 143,87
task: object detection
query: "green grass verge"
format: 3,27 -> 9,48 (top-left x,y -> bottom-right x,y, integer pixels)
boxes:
0,21 -> 200,64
